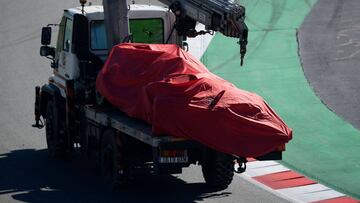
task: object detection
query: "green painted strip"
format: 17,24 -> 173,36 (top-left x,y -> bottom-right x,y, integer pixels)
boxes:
202,0 -> 360,199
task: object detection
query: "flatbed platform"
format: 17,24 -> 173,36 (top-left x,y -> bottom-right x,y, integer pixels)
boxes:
84,105 -> 186,147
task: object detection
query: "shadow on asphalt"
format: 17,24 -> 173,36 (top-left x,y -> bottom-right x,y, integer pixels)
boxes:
0,149 -> 231,203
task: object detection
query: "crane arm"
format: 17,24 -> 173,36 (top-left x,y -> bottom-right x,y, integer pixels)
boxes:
103,0 -> 130,49
159,0 -> 248,66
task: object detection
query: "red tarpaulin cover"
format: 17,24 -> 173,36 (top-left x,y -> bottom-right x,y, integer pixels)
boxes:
96,43 -> 292,157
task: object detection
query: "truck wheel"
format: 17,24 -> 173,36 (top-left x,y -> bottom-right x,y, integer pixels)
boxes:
201,150 -> 234,189
45,101 -> 67,158
100,129 -> 127,189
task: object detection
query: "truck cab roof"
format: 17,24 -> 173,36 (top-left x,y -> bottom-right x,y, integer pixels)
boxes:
65,4 -> 169,21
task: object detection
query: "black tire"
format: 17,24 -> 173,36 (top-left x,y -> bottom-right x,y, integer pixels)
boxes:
100,129 -> 128,189
201,150 -> 234,189
45,101 -> 67,158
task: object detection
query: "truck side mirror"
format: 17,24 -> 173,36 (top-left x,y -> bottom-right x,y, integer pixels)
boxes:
40,46 -> 55,58
72,14 -> 89,60
41,27 -> 52,45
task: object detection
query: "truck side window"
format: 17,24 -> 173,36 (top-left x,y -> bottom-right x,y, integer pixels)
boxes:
55,17 -> 66,61
91,21 -> 108,50
63,18 -> 73,52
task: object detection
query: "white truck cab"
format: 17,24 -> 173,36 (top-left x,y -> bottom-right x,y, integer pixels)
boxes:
44,5 -> 179,98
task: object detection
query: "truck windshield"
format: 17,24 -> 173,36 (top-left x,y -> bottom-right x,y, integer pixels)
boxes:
90,18 -> 164,50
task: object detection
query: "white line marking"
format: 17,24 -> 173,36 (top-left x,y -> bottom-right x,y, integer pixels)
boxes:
245,164 -> 290,178
247,160 -> 279,168
277,184 -> 345,202
243,161 -> 290,177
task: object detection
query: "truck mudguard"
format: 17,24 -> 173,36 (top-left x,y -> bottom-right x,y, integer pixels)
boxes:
40,83 -> 61,116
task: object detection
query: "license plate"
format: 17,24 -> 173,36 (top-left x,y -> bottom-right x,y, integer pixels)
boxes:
159,150 -> 188,163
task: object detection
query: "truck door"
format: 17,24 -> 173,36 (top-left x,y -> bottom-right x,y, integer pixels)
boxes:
56,16 -> 79,80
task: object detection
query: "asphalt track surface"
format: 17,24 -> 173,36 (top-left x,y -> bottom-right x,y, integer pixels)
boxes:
300,0 -> 360,129
0,0 -> 289,202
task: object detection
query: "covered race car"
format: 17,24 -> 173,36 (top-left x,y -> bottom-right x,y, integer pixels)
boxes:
96,43 -> 292,158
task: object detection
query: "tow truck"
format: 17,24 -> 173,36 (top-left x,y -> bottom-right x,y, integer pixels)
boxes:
32,0 -> 280,189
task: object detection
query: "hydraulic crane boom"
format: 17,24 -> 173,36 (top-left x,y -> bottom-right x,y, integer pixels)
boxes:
102,0 -> 130,49
161,0 -> 248,65
102,0 -> 248,65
